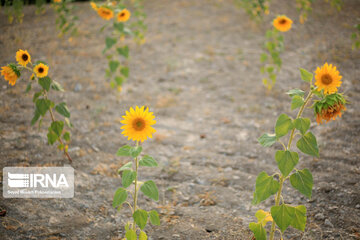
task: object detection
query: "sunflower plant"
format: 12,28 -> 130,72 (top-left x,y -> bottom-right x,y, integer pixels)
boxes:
351,24 -> 360,50
260,15 -> 292,90
2,0 -> 24,24
234,0 -> 270,23
113,106 -> 160,240
250,63 -> 347,240
129,0 -> 147,45
1,50 -> 73,163
91,1 -> 133,90
53,0 -> 78,38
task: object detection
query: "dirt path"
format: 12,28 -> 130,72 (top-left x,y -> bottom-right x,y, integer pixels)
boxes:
0,0 -> 359,239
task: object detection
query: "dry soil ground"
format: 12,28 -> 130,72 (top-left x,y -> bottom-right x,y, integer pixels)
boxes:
0,0 -> 359,239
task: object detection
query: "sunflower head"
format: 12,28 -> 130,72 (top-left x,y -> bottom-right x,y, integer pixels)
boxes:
121,106 -> 156,142
315,63 -> 342,95
33,63 -> 49,78
97,7 -> 114,20
16,49 -> 31,67
117,9 -> 131,22
313,93 -> 347,124
273,15 -> 293,32
90,2 -> 98,11
53,0 -> 61,3
1,64 -> 20,86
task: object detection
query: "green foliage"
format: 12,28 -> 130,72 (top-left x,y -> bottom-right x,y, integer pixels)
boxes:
234,0 -> 270,23
113,188 -> 128,208
275,114 -> 293,139
139,155 -> 158,167
293,118 -> 310,135
296,132 -> 319,157
291,95 -> 304,110
148,210 -> 160,225
122,170 -> 136,188
299,68 -> 313,83
296,0 -> 313,24
249,222 -> 266,240
253,171 -> 279,204
271,204 -> 295,232
3,0 -> 24,24
260,28 -> 286,90
54,0 -> 78,38
133,209 -> 148,230
258,133 -> 276,147
140,180 -> 159,201
351,24 -> 360,50
290,169 -> 313,198
55,102 -> 71,118
275,150 -> 299,177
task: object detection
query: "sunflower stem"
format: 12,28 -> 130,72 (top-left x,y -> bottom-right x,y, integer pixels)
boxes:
132,141 -> 139,231
269,90 -> 313,240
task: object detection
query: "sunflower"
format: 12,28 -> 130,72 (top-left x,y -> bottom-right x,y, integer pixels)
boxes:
121,106 -> 156,142
1,64 -> 20,86
117,9 -> 131,22
97,7 -> 114,20
33,63 -> 49,78
273,15 -> 293,32
313,93 -> 346,124
315,63 -> 342,94
53,0 -> 61,3
90,2 -> 98,11
16,49 -> 31,66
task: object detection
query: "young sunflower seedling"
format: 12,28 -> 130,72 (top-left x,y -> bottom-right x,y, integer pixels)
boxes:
1,49 -> 73,163
113,106 -> 160,240
250,63 -> 347,240
260,15 -> 292,91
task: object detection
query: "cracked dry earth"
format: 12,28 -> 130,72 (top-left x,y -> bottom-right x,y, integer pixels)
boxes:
0,0 -> 360,239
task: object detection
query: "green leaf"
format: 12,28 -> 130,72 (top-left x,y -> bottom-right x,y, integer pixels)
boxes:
290,169 -> 313,199
47,129 -> 58,145
258,133 -> 276,147
63,131 -> 70,142
109,60 -> 120,72
140,180 -> 159,201
38,76 -> 52,91
139,231 -> 148,240
296,132 -> 319,157
253,171 -> 279,204
105,37 -> 117,49
31,110 -> 40,125
113,187 -> 128,208
25,83 -> 32,93
291,95 -> 304,110
291,205 -> 307,231
294,118 -> 310,135
130,146 -> 142,158
121,66 -> 129,78
116,145 -> 132,156
65,118 -> 73,128
275,114 -> 293,139
139,155 -> 158,167
249,222 -> 266,240
115,76 -> 125,86
35,98 -> 52,116
33,91 -> 42,102
122,170 -> 136,188
55,102 -> 70,118
113,22 -> 124,32
260,53 -> 268,63
286,89 -> 305,97
271,204 -> 295,232
275,150 -> 299,177
117,46 -> 129,58
51,121 -> 64,137
51,80 -> 64,91
118,162 -> 133,172
299,68 -> 313,83
125,229 -> 137,240
149,210 -> 160,226
133,209 -> 148,230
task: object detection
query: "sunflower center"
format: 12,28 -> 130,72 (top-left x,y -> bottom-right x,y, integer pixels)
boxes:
22,54 -> 28,61
120,12 -> 125,17
38,67 -> 44,73
132,118 -> 146,131
321,74 -> 333,85
279,19 -> 287,25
